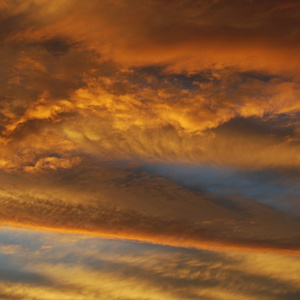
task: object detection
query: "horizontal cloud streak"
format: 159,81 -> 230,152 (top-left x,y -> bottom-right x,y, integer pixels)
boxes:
0,227 -> 299,300
3,0 -> 300,74
0,162 -> 299,253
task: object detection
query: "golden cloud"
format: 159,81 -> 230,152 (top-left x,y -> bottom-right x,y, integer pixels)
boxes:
0,0 -> 299,258
0,164 -> 299,254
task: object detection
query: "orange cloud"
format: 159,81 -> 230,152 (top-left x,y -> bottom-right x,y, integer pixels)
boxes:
0,0 -> 299,174
0,164 -> 299,254
0,0 -> 299,262
3,0 -> 299,75
0,226 -> 299,300
1,72 -> 300,172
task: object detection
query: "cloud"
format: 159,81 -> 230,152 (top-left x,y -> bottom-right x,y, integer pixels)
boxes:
3,0 -> 299,74
1,68 -> 300,173
0,227 -> 299,300
140,161 -> 300,214
0,0 -> 299,174
23,156 -> 81,173
0,0 -> 299,278
0,162 -> 299,253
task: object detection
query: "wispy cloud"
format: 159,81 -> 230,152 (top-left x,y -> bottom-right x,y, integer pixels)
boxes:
0,228 -> 299,300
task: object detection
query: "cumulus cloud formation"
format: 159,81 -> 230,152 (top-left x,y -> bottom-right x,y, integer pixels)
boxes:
0,0 -> 299,174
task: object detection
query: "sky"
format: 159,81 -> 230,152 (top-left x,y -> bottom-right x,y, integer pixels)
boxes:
0,0 -> 299,299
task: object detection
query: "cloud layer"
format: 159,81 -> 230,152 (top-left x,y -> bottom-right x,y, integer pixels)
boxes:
0,162 -> 299,253
0,0 -> 299,262
0,228 -> 299,300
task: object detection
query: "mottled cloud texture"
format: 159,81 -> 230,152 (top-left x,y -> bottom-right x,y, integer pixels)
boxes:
0,0 -> 299,298
1,0 -> 300,169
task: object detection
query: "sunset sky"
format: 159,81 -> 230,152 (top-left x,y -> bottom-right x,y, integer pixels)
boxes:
0,0 -> 299,299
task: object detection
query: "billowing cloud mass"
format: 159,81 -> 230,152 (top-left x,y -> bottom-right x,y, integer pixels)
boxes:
1,0 -> 300,172
0,0 -> 299,298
